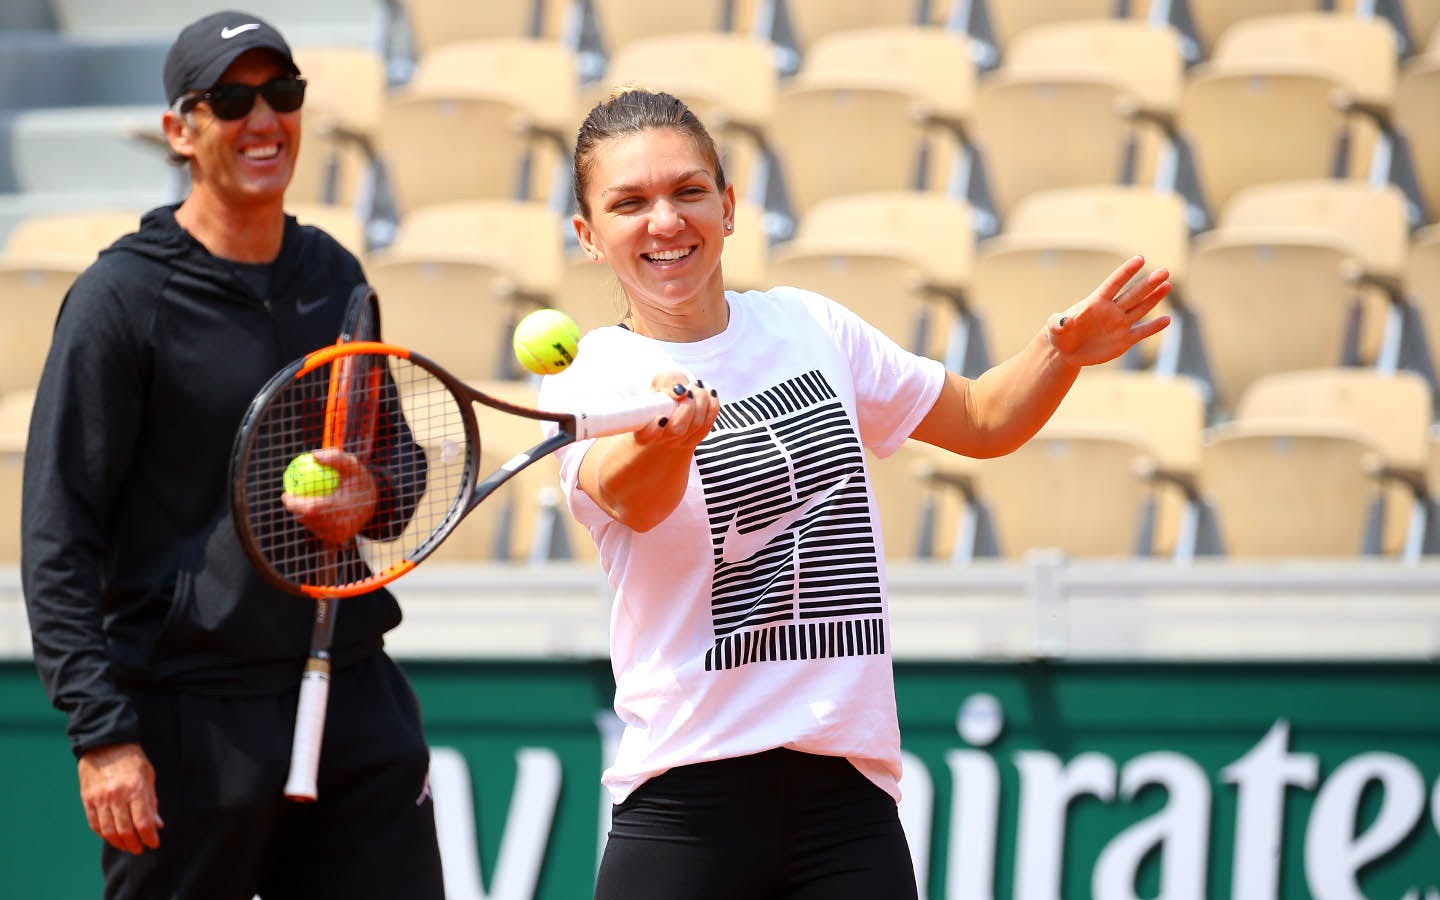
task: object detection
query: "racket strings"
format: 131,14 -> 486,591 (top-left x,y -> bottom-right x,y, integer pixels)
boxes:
240,354 -> 475,592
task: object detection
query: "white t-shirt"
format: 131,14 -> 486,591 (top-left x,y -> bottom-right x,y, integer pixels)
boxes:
538,287 -> 946,804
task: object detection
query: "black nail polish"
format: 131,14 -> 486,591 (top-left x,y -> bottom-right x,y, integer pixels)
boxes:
672,384 -> 686,396
686,389 -> 694,399
696,379 -> 705,388
710,388 -> 718,397
1059,316 -> 1070,327
657,417 -> 669,428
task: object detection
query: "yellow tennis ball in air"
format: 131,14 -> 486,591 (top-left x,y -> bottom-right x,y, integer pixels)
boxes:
513,308 -> 581,376
283,452 -> 339,497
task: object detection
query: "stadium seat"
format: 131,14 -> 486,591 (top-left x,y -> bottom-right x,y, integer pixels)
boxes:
797,26 -> 985,231
1,209 -> 139,265
372,200 -> 566,305
1395,53 -> 1440,224
557,253 -> 629,337
1198,420 -> 1385,558
1184,227 -> 1361,414
587,0 -> 734,59
1218,180 -> 1417,374
767,83 -> 934,222
775,0 -> 931,61
366,257 -> 539,382
914,424 -> 1159,561
1405,224 -> 1440,388
1167,0 -> 1322,58
1046,369 -> 1209,557
970,73 -> 1138,221
1178,66 -> 1351,224
0,447 -> 20,562
978,0 -> 1131,60
997,19 -> 1197,219
286,203 -> 367,258
778,190 -> 975,370
375,39 -> 579,215
0,261 -> 85,392
399,0 -> 550,59
1208,14 -> 1425,226
287,46 -> 387,218
1234,367 -> 1437,558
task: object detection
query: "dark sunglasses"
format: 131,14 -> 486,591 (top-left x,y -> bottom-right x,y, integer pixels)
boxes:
180,76 -> 306,120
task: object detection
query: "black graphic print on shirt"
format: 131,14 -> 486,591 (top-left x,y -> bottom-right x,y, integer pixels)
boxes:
694,370 -> 886,671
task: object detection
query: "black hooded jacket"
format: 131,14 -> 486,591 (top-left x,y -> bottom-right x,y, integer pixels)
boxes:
21,205 -> 406,758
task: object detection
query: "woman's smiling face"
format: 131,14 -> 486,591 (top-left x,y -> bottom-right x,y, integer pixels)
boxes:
574,127 -> 735,333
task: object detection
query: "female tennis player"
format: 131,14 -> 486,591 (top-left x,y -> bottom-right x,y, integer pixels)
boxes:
539,87 -> 1171,899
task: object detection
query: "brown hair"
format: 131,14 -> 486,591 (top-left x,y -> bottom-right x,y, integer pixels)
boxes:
572,86 -> 727,220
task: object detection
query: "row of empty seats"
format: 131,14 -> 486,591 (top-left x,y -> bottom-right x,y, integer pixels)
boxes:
9,181 -> 1440,418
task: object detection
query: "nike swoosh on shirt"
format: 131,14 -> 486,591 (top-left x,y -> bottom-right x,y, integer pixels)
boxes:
295,295 -> 328,315
720,468 -> 857,565
220,23 -> 261,39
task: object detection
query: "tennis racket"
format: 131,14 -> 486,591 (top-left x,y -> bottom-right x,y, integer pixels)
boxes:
230,341 -> 673,601
281,284 -> 381,802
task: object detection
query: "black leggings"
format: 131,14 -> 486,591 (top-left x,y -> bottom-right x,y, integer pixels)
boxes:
594,748 -> 918,900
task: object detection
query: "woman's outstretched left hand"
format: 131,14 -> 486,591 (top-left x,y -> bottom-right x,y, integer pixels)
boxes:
1046,255 -> 1172,368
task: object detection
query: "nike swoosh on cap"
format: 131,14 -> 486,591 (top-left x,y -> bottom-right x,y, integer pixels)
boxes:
220,23 -> 261,39
720,468 -> 857,565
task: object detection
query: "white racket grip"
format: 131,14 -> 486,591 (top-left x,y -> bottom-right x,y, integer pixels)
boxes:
573,391 -> 676,440
283,661 -> 331,802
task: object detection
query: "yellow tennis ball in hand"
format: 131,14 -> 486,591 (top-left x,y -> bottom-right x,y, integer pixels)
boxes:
283,452 -> 339,497
513,308 -> 581,375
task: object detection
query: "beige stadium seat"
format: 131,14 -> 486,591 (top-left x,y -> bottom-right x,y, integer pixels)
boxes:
1395,55 -> 1440,224
401,0 -> 552,59
1172,0 -> 1323,57
1234,367 -> 1436,558
1185,227 -> 1361,413
0,447 -> 20,562
767,83 -> 935,220
376,39 -> 579,214
980,0 -> 1123,51
1405,224 -> 1440,392
372,200 -> 566,306
1,209 -> 137,266
588,0 -> 733,57
999,19 -> 1194,218
1218,180 -> 1414,370
914,424 -> 1158,561
601,33 -> 779,203
1208,13 -> 1424,224
288,45 -> 387,213
1179,65 -> 1351,226
780,190 -> 973,367
557,253 -> 630,337
798,27 -> 980,207
778,0 -> 926,58
0,261 -> 84,392
971,74 -> 1138,220
1047,369 -> 1208,556
1198,421 -> 1385,558
367,258 -> 538,382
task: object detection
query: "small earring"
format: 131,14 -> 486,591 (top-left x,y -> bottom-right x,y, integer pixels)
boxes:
724,222 -> 733,232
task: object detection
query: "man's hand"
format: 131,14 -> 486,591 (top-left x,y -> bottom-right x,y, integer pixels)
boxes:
282,447 -> 378,545
78,742 -> 163,854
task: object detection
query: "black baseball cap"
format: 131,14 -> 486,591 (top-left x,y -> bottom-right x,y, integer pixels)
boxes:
163,10 -> 299,104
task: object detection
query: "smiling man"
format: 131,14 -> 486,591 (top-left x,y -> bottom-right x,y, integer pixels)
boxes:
20,10 -> 444,899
